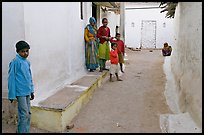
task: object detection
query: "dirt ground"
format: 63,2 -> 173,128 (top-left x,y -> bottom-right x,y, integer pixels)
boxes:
2,49 -> 172,133
67,49 -> 172,133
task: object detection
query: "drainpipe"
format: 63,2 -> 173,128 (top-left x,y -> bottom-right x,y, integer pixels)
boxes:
120,2 -> 125,43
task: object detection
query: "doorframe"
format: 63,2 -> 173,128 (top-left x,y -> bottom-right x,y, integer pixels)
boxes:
92,3 -> 97,25
140,20 -> 157,49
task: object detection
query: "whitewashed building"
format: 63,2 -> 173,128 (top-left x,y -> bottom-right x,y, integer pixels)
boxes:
2,2 -> 121,106
170,2 -> 202,129
125,2 -> 175,49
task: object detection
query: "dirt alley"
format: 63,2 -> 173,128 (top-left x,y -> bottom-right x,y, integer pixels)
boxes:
2,49 -> 172,133
68,49 -> 172,133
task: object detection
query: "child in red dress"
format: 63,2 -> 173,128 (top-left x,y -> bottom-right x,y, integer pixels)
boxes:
109,42 -> 123,82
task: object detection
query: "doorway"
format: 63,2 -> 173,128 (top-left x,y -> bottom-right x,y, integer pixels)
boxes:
92,3 -> 97,23
140,20 -> 157,48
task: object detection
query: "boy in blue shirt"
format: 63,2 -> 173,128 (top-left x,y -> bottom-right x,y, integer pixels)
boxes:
8,40 -> 34,133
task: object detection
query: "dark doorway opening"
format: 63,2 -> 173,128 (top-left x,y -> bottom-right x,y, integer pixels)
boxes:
92,3 -> 97,22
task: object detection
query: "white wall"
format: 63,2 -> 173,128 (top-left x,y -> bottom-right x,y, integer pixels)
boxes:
100,9 -> 120,38
2,2 -> 93,106
2,2 -> 26,97
125,2 -> 174,48
83,2 -> 92,25
171,2 -> 202,128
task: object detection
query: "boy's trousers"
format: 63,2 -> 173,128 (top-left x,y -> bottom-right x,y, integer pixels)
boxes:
17,95 -> 31,133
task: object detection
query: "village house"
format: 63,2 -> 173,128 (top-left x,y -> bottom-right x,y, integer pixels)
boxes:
2,2 -> 123,131
2,2 -> 202,132
2,2 -> 122,106
125,2 -> 175,49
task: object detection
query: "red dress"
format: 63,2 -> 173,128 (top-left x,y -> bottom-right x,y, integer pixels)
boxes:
110,49 -> 118,64
97,26 -> 111,44
110,39 -> 125,63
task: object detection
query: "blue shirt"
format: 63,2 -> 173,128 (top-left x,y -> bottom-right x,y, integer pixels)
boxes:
8,53 -> 34,99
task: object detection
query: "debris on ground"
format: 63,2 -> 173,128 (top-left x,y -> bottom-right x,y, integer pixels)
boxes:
127,47 -> 141,51
66,123 -> 74,130
116,123 -> 121,127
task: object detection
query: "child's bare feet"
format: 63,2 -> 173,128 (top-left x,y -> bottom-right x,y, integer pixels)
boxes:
117,79 -> 123,81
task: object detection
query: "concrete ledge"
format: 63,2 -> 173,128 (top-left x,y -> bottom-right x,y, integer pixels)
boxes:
31,71 -> 108,132
160,112 -> 202,133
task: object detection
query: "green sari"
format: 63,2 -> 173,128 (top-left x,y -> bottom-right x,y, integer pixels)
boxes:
98,41 -> 110,60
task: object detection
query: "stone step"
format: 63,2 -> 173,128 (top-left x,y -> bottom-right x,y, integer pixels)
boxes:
30,71 -> 108,132
160,112 -> 202,133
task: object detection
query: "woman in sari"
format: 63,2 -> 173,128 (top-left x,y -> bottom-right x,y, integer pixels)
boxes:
84,17 -> 99,72
97,18 -> 111,72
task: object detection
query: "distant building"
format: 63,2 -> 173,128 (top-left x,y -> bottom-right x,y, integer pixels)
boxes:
125,2 -> 175,49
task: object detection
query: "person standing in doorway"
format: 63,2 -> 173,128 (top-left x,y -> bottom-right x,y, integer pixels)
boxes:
8,40 -> 34,133
110,33 -> 125,73
109,42 -> 123,82
97,18 -> 111,72
84,17 -> 99,72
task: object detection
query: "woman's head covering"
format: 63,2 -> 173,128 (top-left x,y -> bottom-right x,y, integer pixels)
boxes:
89,17 -> 96,25
86,17 -> 97,37
16,40 -> 30,52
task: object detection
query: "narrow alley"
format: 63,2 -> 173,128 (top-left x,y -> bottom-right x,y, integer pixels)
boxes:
67,49 -> 172,133
2,2 -> 202,133
2,49 -> 172,133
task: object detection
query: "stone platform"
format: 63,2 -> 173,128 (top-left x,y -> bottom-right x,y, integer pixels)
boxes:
30,71 -> 108,132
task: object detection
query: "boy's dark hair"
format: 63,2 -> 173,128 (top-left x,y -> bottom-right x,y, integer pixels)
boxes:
111,42 -> 117,48
16,40 -> 30,52
102,18 -> 108,23
116,33 -> 120,37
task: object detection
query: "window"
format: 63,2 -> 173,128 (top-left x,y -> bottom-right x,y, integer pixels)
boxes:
163,22 -> 166,28
131,22 -> 135,27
